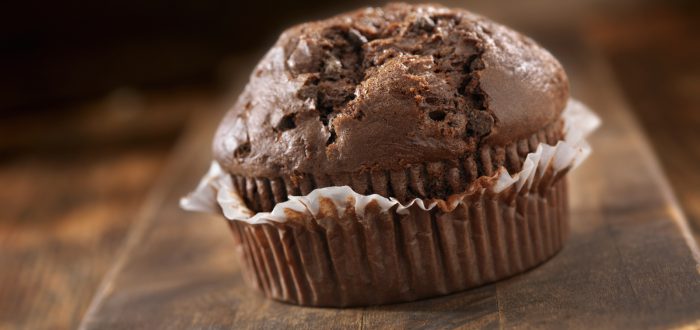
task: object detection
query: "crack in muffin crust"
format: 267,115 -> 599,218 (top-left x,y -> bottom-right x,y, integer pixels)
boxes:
286,6 -> 494,152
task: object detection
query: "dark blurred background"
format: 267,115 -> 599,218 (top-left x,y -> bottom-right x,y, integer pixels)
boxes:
2,0 -> 345,114
1,0 -> 699,328
1,0 -> 696,114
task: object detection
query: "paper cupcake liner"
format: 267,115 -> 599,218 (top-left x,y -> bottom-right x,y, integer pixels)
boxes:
181,99 -> 600,307
229,119 -> 564,212
228,179 -> 568,306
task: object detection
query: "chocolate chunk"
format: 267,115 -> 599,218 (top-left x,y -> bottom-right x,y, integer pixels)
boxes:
467,110 -> 494,137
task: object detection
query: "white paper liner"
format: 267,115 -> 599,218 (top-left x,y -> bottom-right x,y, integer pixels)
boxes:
181,99 -> 600,224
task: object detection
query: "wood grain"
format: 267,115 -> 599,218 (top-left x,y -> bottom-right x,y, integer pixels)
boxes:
78,36 -> 700,329
0,92 -> 215,330
585,5 -> 700,242
0,151 -> 166,330
2,3 -> 698,329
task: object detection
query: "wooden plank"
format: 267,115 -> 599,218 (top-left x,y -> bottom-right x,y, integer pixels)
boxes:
584,6 -> 700,243
0,150 -> 166,330
0,92 -> 212,330
78,37 -> 700,330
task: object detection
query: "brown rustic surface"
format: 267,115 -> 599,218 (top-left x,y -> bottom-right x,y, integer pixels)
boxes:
77,34 -> 700,329
585,5 -> 700,242
2,2 -> 700,329
0,91 -> 217,330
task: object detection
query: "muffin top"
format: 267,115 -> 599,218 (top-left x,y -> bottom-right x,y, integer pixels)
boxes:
214,3 -> 568,178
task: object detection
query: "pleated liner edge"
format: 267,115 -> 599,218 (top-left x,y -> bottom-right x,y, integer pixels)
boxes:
228,177 -> 568,307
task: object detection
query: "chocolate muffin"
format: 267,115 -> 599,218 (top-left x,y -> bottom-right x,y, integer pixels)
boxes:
214,3 -> 568,212
184,3 -> 597,307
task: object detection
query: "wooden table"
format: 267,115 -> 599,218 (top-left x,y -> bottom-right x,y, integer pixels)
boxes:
2,3 -> 699,329
0,90 -> 218,330
585,6 -> 700,243
74,35 -> 700,328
